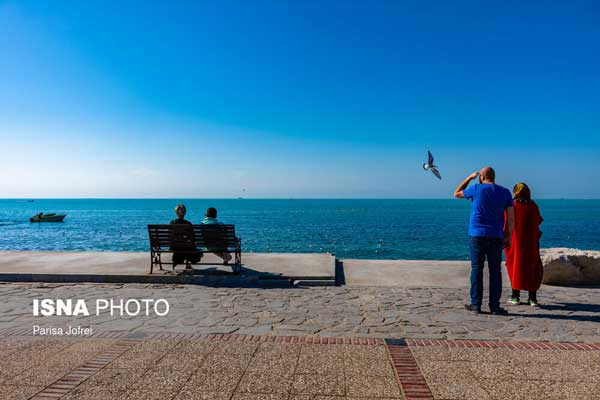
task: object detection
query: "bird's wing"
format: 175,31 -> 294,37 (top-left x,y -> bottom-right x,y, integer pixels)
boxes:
427,150 -> 434,165
430,167 -> 442,180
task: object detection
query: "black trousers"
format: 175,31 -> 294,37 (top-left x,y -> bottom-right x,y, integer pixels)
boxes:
172,252 -> 202,265
512,289 -> 537,301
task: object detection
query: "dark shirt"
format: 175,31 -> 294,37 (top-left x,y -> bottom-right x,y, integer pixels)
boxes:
169,218 -> 195,251
170,218 -> 192,225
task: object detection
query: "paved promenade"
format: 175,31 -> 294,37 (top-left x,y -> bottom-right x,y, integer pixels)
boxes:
0,259 -> 598,399
0,282 -> 598,342
1,335 -> 599,400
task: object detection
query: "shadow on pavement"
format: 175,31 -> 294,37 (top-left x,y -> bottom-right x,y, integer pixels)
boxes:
512,302 -> 600,323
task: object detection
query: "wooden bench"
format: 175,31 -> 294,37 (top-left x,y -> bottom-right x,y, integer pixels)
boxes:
147,224 -> 242,274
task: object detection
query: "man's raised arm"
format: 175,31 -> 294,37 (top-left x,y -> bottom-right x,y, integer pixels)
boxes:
454,172 -> 479,198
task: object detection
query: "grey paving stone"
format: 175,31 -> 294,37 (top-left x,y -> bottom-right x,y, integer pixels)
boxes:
0,283 -> 598,343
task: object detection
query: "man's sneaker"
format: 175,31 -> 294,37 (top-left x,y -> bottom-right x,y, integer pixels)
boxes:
491,307 -> 509,316
528,299 -> 540,307
507,297 -> 520,305
464,304 -> 481,314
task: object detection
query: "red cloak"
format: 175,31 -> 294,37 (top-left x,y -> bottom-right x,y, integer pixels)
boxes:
505,201 -> 544,291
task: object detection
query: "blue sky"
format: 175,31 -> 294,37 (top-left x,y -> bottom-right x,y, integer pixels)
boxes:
1,0 -> 599,198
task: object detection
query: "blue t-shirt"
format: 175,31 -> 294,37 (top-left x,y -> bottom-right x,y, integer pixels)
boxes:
463,183 -> 513,238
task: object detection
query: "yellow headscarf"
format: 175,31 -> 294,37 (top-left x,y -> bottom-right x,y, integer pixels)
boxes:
513,183 -> 531,202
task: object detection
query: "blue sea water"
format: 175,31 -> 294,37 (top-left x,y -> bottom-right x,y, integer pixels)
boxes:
0,199 -> 598,260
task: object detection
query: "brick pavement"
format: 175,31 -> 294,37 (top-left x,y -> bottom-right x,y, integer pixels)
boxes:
1,335 -> 599,400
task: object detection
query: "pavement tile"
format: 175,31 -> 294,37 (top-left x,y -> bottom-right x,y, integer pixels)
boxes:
109,351 -> 163,369
236,371 -> 293,394
155,350 -> 206,369
0,369 -> 19,384
188,368 -> 245,394
345,374 -> 402,398
427,376 -> 490,400
447,347 -> 595,364
418,360 -> 474,381
291,373 -> 345,396
341,345 -> 389,360
62,385 -> 126,400
0,339 -> 40,355
291,397 -> 402,400
247,352 -> 297,372
410,346 -> 453,362
560,382 -> 600,400
344,355 -> 396,377
176,339 -> 216,354
508,349 -> 600,365
174,390 -> 231,400
300,345 -> 344,358
202,353 -> 253,371
39,353 -> 92,370
124,387 -> 180,400
345,398 -> 403,400
8,366 -> 70,386
85,367 -> 145,391
296,353 -> 344,375
475,360 -> 600,382
62,339 -> 116,354
211,341 -> 259,355
135,340 -> 178,354
0,384 -> 44,400
133,366 -> 192,391
255,343 -> 302,357
479,378 -> 569,400
232,394 -> 289,400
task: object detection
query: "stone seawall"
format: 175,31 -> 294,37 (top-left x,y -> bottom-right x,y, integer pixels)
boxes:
541,248 -> 600,286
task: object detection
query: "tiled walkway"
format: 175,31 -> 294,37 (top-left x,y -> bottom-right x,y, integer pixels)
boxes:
1,335 -> 599,400
1,283 -> 598,342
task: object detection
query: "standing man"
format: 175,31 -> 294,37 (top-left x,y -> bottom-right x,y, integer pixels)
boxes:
454,167 -> 514,315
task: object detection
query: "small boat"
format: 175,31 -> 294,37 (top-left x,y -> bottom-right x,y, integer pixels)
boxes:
30,213 -> 66,223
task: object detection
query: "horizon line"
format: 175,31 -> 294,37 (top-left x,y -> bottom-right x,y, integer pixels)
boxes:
1,197 -> 599,201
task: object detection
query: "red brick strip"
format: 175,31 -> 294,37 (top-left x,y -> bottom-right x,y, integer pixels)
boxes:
30,340 -> 136,400
386,339 -> 434,400
2,326 -> 599,350
0,327 -> 387,345
405,338 -> 600,351
199,333 -> 385,345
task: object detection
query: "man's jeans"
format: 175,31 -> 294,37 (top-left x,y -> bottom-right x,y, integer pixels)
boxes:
469,236 -> 503,310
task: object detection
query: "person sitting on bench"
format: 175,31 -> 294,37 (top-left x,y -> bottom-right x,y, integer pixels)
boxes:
201,207 -> 233,264
170,204 -> 201,268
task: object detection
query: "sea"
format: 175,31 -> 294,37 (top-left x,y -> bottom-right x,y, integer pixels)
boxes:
0,199 -> 598,261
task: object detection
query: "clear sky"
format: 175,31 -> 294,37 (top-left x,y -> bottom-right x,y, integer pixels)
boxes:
1,1 -> 599,198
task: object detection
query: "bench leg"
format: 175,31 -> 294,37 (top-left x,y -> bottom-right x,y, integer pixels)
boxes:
235,246 -> 242,274
150,251 -> 154,274
157,252 -> 164,271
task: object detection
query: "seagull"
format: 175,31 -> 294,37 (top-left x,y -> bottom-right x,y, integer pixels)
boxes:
423,150 -> 441,180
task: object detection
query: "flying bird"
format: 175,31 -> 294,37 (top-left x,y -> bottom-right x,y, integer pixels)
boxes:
423,150 -> 441,180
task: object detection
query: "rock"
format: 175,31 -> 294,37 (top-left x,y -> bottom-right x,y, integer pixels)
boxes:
541,248 -> 600,286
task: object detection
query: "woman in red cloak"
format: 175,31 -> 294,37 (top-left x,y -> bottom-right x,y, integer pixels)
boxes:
505,183 -> 544,307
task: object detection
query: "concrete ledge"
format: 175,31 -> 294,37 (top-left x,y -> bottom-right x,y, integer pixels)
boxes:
0,251 -> 336,285
342,258 -> 510,288
0,272 -> 276,286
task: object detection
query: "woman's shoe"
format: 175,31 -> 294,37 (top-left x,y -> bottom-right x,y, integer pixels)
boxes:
507,297 -> 520,305
528,299 -> 540,307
